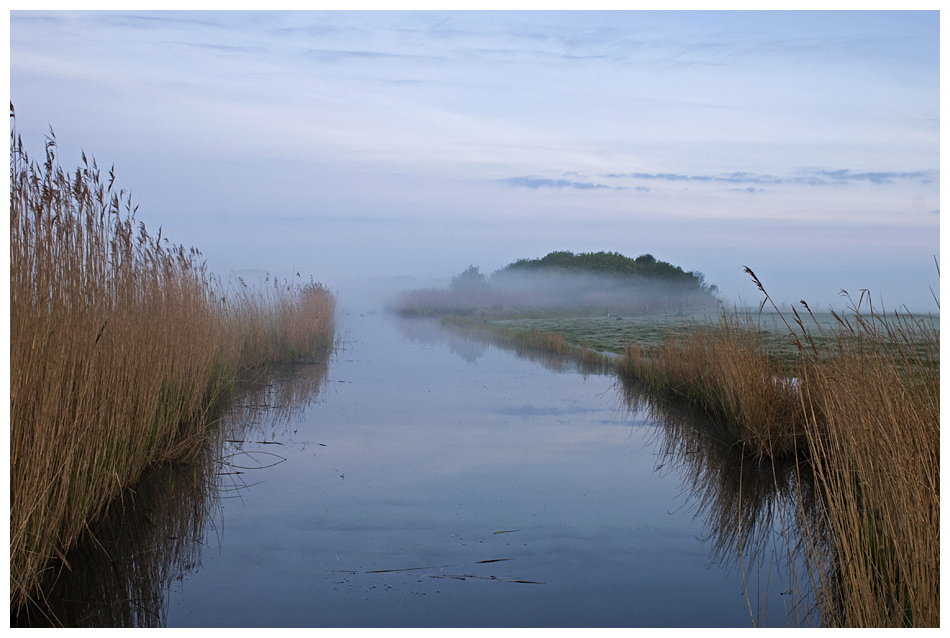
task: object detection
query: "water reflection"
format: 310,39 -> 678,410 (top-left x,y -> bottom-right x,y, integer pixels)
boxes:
400,315 -> 820,625
395,316 -> 490,364
11,453 -> 216,628
397,315 -> 821,625
219,360 -> 331,452
617,375 -> 822,627
13,354 -> 331,628
398,315 -> 614,376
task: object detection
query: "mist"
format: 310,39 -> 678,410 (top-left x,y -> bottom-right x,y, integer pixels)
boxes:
396,257 -> 720,317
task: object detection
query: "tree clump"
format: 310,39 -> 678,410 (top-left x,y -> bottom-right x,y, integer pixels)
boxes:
497,250 -> 717,293
398,251 -> 719,317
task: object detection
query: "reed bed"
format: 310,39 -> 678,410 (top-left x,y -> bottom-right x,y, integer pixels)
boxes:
617,267 -> 939,626
618,310 -> 806,459
9,115 -> 335,611
14,355 -> 333,627
12,454 -> 218,628
224,275 -> 337,370
772,283 -> 940,627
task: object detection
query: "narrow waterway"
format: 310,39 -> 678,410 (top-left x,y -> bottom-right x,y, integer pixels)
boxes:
23,307 -> 810,627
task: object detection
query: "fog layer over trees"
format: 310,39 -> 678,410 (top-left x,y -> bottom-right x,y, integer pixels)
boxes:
398,251 -> 720,316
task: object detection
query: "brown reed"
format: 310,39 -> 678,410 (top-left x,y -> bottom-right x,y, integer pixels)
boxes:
14,354 -> 333,627
619,265 -> 939,626
618,310 -> 807,459
759,279 -> 939,627
9,110 -> 335,611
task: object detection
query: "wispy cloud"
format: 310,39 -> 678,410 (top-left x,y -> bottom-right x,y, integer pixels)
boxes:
502,176 -> 615,190
812,169 -> 933,185
303,48 -> 442,63
604,171 -> 783,184
604,168 -> 935,187
729,187 -> 764,194
501,167 -> 936,195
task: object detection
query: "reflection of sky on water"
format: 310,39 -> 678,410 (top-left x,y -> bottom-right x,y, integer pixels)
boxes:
164,312 -> 794,627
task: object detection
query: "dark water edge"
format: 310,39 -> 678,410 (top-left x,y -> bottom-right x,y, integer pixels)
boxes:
13,311 -> 816,628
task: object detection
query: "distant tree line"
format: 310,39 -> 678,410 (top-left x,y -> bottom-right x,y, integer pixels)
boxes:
398,250 -> 719,316
496,251 -> 717,293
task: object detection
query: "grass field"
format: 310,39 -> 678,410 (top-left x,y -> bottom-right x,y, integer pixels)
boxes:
488,308 -> 838,356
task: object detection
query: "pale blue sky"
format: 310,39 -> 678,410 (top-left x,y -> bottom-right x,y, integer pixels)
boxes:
8,10 -> 941,310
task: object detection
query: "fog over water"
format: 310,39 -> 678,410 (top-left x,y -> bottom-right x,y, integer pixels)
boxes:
7,9 -> 940,312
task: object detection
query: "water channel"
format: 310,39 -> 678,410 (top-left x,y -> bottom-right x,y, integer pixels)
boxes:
20,305 -> 815,627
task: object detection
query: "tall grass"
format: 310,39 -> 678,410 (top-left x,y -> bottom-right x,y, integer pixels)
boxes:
618,310 -> 807,459
617,267 -> 939,626
752,275 -> 939,627
224,275 -> 336,370
9,112 -> 335,611
12,455 -> 218,628
620,374 -> 821,626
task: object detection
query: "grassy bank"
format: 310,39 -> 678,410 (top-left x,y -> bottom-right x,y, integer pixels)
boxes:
9,118 -> 336,611
617,310 -> 807,459
488,312 -> 716,354
616,269 -> 938,626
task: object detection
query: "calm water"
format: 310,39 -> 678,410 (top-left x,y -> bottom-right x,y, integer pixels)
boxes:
22,308 -> 810,628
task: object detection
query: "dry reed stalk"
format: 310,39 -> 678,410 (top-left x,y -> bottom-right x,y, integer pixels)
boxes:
221,275 -> 336,369
12,451 -> 218,628
620,372 -> 821,625
9,121 -> 225,609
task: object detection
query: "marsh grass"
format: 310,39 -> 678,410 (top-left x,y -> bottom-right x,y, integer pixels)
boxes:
224,275 -> 336,370
12,355 -> 333,627
751,275 -> 940,628
9,114 -> 335,611
489,312 -> 708,354
11,454 -> 217,628
617,266 -> 938,626
618,310 -> 807,458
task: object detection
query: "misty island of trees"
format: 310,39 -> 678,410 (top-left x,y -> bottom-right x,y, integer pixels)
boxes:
398,250 -> 720,317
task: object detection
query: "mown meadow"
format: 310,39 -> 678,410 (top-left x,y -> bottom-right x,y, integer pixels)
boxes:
9,111 -> 336,614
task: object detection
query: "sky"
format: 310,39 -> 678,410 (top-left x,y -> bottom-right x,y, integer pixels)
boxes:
6,8 -> 941,312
